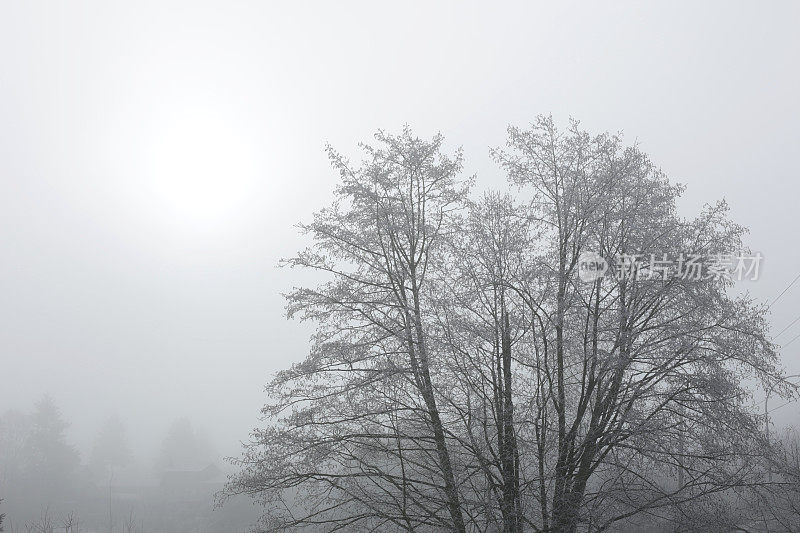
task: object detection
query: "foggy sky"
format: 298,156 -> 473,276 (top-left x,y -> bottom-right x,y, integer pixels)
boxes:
2,1 -> 799,463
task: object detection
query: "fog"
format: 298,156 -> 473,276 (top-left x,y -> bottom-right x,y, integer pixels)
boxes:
2,1 -> 800,531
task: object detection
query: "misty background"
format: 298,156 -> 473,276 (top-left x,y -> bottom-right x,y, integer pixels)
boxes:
2,0 -> 799,492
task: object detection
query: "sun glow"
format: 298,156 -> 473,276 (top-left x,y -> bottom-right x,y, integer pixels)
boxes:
149,115 -> 256,227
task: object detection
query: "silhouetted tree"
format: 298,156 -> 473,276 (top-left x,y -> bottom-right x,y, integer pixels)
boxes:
225,128 -> 472,531
0,409 -> 30,491
224,121 -> 787,532
92,415 -> 132,471
23,395 -> 80,501
156,418 -> 216,472
488,117 -> 781,532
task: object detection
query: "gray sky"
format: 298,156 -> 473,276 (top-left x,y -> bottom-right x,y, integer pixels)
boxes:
2,1 -> 799,461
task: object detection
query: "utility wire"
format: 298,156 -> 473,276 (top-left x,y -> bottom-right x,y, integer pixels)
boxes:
782,330 -> 800,350
766,272 -> 800,343
774,313 -> 800,339
770,272 -> 800,309
768,398 -> 798,415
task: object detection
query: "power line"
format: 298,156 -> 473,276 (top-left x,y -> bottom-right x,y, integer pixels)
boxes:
769,272 -> 800,309
782,330 -> 800,350
767,272 -> 800,343
774,313 -> 800,339
768,398 -> 798,415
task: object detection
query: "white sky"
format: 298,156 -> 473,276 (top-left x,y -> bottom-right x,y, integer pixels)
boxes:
2,1 -> 799,460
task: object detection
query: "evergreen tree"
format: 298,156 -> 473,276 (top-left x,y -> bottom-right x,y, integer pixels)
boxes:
156,418 -> 216,472
92,415 -> 132,471
23,395 -> 80,498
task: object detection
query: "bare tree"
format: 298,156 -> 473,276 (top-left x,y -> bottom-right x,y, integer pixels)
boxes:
61,512 -> 82,533
17,510 -> 83,533
121,510 -> 142,533
223,128 -> 472,531
433,192 -> 532,532
224,120 -> 787,532
491,116 -> 784,532
25,507 -> 54,533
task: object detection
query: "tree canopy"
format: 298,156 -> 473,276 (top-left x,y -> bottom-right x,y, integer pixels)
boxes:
223,119 -> 787,533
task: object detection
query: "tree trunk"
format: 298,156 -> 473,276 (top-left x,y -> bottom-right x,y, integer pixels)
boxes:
408,270 -> 467,533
